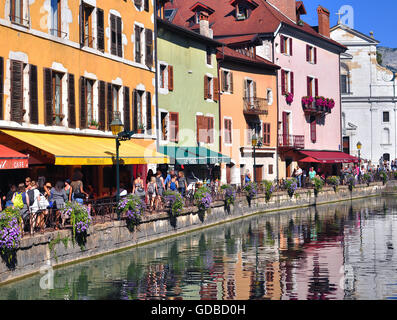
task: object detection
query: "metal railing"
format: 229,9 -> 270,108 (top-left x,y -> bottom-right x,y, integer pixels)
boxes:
278,134 -> 305,149
243,97 -> 268,115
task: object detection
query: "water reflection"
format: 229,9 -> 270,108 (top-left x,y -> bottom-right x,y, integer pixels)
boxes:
1,196 -> 397,300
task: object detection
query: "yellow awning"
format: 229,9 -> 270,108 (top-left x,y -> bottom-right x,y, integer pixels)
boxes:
0,130 -> 169,165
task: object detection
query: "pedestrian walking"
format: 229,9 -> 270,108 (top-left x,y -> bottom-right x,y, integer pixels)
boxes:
177,171 -> 187,197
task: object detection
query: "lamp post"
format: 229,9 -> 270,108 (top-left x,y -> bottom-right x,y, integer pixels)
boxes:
110,112 -> 124,213
357,141 -> 362,165
252,134 -> 257,183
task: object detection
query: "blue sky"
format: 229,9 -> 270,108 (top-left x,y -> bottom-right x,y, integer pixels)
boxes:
303,0 -> 397,48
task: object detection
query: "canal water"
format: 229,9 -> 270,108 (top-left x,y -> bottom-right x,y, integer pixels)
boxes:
1,196 -> 397,300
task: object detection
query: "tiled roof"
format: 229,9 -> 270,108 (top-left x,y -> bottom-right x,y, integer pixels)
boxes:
217,46 -> 280,69
165,0 -> 345,50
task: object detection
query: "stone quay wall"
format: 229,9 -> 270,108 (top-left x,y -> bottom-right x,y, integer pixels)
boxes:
0,182 -> 385,285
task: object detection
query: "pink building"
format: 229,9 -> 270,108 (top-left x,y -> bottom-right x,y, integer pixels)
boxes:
163,0 -> 350,179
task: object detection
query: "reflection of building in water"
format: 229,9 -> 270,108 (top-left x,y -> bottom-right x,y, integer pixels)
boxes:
343,205 -> 397,299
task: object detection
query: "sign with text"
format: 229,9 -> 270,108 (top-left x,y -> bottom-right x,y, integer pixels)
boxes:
0,158 -> 29,170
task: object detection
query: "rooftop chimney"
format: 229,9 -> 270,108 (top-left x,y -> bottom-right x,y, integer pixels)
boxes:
317,5 -> 330,38
199,12 -> 213,38
266,0 -> 297,23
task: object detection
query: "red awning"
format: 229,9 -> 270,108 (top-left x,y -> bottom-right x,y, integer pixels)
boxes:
299,151 -> 358,164
0,144 -> 29,169
298,156 -> 320,163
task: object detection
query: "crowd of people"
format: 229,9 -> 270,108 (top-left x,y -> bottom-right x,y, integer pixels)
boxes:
0,171 -> 89,234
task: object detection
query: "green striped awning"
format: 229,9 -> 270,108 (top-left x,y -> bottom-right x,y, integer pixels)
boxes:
158,146 -> 231,165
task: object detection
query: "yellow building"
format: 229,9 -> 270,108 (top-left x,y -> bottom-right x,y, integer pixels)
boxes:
0,0 -> 167,196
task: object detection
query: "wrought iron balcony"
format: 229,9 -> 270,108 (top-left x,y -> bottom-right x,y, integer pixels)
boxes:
302,101 -> 331,115
278,134 -> 305,149
243,97 -> 268,115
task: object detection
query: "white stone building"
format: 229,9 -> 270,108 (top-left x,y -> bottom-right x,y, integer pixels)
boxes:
330,24 -> 397,164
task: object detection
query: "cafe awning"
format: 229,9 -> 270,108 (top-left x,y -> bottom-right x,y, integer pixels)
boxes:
299,150 -> 359,164
0,144 -> 29,169
158,146 -> 231,165
0,130 -> 169,165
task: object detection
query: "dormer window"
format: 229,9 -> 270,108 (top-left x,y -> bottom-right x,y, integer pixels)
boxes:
195,11 -> 201,24
236,4 -> 248,20
188,2 -> 215,26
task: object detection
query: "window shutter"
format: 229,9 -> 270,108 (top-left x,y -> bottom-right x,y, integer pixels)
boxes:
110,14 -> 117,55
306,45 -> 309,62
280,35 -> 284,54
314,47 -> 317,64
98,80 -> 106,131
67,73 -> 76,128
135,26 -> 141,63
79,77 -> 87,129
10,60 -> 24,124
230,72 -> 234,93
170,112 -> 178,142
107,83 -> 112,130
145,29 -> 153,68
196,115 -> 202,143
307,77 -> 311,96
79,4 -> 84,46
144,0 -> 149,12
253,81 -> 257,98
133,89 -> 138,131
146,91 -> 152,134
123,86 -> 130,132
220,71 -> 225,92
168,65 -> 174,91
267,123 -> 271,145
97,8 -> 105,52
315,78 -> 319,97
213,77 -> 219,102
204,75 -> 209,99
243,79 -> 248,98
290,72 -> 294,95
289,38 -> 293,55
116,16 -> 122,57
43,68 -> 53,126
29,64 -> 38,125
0,57 -> 3,120
310,116 -> 316,143
281,70 -> 285,95
209,117 -> 214,144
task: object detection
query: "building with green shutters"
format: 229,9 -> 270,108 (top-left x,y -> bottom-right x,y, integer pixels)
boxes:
156,17 -> 229,181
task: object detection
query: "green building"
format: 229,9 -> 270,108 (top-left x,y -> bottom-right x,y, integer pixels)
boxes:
156,18 -> 229,180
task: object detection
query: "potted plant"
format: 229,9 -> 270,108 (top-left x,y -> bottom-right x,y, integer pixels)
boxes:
116,194 -> 146,230
137,124 -> 145,134
301,96 -> 314,109
312,177 -> 324,197
284,178 -> 298,198
0,207 -> 22,264
262,180 -> 274,203
326,176 -> 340,192
315,96 -> 326,111
88,119 -> 99,130
285,92 -> 294,105
163,190 -> 184,217
221,184 -> 236,211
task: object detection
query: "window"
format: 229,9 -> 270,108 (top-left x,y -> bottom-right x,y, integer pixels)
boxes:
307,77 -> 318,97
281,70 -> 294,95
169,112 -> 179,142
306,45 -> 317,64
383,111 -> 390,123
204,75 -> 213,100
383,129 -> 390,145
144,0 -> 149,12
280,35 -> 292,56
244,79 -> 256,104
267,89 -> 273,105
97,8 -> 105,52
341,74 -> 348,94
236,4 -> 248,20
206,47 -> 212,65
197,115 -> 214,144
160,65 -> 166,89
224,118 -> 232,144
383,153 -> 390,161
10,0 -> 24,25
81,4 -> 94,48
51,0 -> 62,37
135,25 -> 143,63
10,60 -> 25,124
145,29 -> 153,68
52,72 -> 63,125
268,164 -> 274,175
110,14 -> 122,57
263,123 -> 271,146
112,85 -> 120,113
221,70 -> 233,93
133,90 -> 144,130
86,79 -> 94,124
161,112 -> 168,140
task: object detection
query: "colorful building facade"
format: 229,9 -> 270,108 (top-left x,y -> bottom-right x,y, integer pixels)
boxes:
0,0 -> 167,195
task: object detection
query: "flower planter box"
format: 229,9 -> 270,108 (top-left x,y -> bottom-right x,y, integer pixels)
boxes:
88,125 -> 99,130
136,129 -> 144,134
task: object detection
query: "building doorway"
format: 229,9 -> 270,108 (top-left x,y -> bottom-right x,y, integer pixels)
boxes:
286,158 -> 292,177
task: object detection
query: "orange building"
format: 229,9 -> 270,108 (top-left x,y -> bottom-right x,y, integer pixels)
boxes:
0,0 -> 168,195
218,46 -> 279,185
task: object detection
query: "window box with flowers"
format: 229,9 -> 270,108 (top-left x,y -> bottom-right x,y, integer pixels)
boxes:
88,120 -> 99,130
325,98 -> 335,113
285,92 -> 293,105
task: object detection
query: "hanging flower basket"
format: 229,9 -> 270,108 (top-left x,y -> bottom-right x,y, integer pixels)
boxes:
285,92 -> 294,105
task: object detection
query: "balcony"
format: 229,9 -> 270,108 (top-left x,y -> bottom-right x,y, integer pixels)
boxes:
243,97 -> 268,115
302,101 -> 331,116
278,134 -> 305,149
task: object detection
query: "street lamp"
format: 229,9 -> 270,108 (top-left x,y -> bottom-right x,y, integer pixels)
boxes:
252,134 -> 259,183
357,141 -> 362,165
